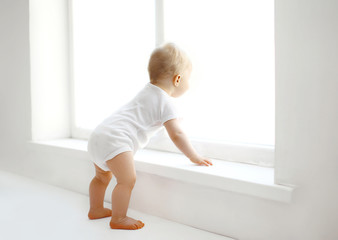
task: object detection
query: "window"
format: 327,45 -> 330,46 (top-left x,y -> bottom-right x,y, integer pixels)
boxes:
70,0 -> 155,138
70,0 -> 275,166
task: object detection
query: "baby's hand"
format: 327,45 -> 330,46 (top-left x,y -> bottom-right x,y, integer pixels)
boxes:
190,156 -> 213,166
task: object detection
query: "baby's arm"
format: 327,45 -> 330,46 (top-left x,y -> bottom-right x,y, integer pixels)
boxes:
164,119 -> 212,166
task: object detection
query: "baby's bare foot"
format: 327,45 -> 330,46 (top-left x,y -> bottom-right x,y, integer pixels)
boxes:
110,216 -> 145,230
88,208 -> 112,220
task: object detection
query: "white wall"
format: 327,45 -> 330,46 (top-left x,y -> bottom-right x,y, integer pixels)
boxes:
0,0 -> 31,174
30,0 -> 70,141
274,0 -> 338,238
0,0 -> 337,240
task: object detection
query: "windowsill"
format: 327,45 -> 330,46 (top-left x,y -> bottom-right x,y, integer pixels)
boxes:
28,138 -> 294,203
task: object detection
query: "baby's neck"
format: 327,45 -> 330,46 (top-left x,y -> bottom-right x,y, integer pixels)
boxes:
151,81 -> 174,96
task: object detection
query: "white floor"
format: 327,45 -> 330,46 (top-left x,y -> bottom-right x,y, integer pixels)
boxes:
0,170 -> 233,240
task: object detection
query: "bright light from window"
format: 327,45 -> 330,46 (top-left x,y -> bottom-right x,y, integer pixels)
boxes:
72,0 -> 274,146
72,0 -> 155,130
164,0 -> 275,146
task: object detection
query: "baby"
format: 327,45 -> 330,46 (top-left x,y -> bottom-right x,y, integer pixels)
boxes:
87,43 -> 212,230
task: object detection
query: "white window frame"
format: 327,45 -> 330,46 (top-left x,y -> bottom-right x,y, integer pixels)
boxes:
68,0 -> 275,167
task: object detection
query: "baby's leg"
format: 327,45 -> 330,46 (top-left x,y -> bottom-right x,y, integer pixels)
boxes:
106,152 -> 144,230
88,164 -> 113,219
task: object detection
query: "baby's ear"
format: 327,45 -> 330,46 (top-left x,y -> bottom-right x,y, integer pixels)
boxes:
173,75 -> 181,87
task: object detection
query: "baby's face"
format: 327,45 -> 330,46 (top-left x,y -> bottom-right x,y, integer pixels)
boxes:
172,67 -> 192,98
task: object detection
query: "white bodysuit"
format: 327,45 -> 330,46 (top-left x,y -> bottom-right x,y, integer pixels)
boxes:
87,83 -> 179,171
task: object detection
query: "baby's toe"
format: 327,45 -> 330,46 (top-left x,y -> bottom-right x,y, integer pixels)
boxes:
137,220 -> 145,229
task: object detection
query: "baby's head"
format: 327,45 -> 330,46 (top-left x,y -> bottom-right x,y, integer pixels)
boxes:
148,43 -> 192,97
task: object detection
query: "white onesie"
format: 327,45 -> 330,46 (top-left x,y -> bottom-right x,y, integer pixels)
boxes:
87,83 -> 179,171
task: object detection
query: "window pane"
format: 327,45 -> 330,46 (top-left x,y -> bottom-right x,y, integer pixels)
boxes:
164,0 -> 275,145
72,0 -> 155,130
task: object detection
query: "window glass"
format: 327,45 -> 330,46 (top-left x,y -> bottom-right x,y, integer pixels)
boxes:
72,0 -> 274,146
163,0 -> 275,145
72,0 -> 155,129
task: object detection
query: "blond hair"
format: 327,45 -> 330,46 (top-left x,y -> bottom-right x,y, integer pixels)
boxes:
148,43 -> 191,83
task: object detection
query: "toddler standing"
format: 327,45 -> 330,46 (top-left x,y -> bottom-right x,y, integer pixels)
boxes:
87,43 -> 212,230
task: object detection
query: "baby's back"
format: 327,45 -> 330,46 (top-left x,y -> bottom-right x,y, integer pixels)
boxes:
90,83 -> 177,153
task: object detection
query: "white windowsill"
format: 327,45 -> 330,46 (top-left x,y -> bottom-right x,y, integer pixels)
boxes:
28,138 -> 294,203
